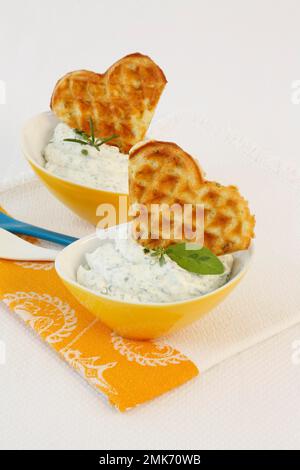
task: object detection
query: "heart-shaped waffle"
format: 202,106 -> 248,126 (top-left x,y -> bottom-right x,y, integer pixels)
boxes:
50,53 -> 167,153
129,141 -> 255,255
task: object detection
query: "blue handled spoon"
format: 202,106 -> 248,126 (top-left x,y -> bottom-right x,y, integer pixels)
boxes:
0,212 -> 77,246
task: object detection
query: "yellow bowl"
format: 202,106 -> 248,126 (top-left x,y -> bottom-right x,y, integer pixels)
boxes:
55,227 -> 253,340
21,112 -> 128,226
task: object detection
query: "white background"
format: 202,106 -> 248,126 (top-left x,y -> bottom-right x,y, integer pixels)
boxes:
0,0 -> 300,449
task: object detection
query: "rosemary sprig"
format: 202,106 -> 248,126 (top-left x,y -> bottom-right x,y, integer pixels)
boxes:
63,138 -> 89,146
89,117 -> 95,143
63,117 -> 118,151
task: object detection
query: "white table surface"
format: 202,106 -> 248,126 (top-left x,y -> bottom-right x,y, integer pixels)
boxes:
0,0 -> 300,450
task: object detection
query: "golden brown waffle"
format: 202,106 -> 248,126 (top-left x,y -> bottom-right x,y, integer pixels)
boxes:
50,53 -> 167,153
129,141 -> 255,255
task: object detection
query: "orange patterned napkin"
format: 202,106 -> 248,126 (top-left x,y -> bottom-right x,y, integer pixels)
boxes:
0,229 -> 198,411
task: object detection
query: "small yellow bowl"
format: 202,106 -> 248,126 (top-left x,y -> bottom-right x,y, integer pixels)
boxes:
55,228 -> 253,340
21,112 -> 128,226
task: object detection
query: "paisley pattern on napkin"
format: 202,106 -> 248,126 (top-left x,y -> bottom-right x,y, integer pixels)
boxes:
0,227 -> 198,411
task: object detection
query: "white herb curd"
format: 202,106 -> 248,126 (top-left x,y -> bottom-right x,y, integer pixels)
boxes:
43,123 -> 128,192
77,235 -> 234,304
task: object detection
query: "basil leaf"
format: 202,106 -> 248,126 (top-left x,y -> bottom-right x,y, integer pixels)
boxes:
166,243 -> 225,275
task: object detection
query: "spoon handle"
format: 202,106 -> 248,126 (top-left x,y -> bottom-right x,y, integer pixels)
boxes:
0,213 -> 77,246
10,224 -> 77,246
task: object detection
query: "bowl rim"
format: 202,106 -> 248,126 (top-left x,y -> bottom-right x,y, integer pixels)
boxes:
55,230 -> 254,308
21,111 -> 128,196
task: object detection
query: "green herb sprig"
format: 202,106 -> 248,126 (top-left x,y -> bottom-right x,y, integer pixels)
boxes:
63,117 -> 118,151
144,243 -> 225,275
144,246 -> 167,267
